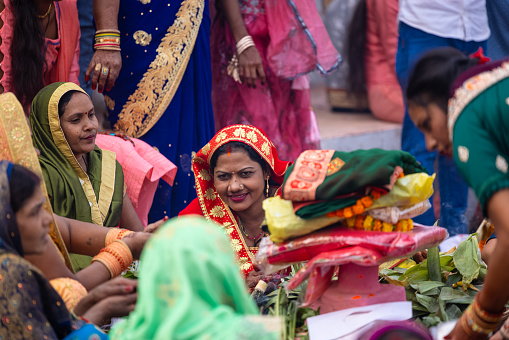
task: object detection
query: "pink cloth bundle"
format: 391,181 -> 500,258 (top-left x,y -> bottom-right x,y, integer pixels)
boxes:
95,135 -> 177,225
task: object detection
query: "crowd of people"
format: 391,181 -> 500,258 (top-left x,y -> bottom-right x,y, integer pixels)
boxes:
1,0 -> 509,339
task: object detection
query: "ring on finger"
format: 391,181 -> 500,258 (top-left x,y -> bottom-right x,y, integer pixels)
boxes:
95,63 -> 102,71
102,67 -> 109,76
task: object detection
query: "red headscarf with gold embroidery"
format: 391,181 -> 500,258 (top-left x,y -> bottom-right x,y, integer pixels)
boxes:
181,125 -> 290,276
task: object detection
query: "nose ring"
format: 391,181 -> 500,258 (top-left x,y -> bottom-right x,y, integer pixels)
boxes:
239,184 -> 244,190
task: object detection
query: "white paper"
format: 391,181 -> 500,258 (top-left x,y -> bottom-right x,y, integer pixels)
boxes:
307,301 -> 412,340
430,320 -> 457,340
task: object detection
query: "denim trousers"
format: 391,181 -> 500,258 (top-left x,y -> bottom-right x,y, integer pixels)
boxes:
77,0 -> 94,96
395,22 -> 487,236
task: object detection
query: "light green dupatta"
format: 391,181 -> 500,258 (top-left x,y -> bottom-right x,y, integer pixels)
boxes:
29,82 -> 125,271
110,217 -> 282,340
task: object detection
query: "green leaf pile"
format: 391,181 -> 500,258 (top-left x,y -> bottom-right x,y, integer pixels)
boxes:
379,234 -> 486,328
262,264 -> 319,340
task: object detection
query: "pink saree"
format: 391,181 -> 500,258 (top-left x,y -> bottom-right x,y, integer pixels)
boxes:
211,0 -> 340,161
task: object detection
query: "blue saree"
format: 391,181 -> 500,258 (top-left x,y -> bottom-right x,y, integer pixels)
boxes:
105,0 -> 215,219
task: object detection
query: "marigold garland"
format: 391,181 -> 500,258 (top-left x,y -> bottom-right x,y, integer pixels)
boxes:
343,216 -> 413,232
326,193 -> 375,219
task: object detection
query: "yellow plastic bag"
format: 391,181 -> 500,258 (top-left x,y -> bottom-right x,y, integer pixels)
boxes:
371,173 -> 435,209
264,196 -> 340,244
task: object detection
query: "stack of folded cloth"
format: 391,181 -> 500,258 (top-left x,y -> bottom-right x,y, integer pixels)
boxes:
257,149 -> 448,307
265,149 -> 436,244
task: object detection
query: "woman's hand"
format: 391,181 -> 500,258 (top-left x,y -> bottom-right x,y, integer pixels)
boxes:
74,277 -> 137,317
85,50 -> 122,93
238,46 -> 266,88
145,217 -> 168,234
120,232 -> 151,259
81,291 -> 137,326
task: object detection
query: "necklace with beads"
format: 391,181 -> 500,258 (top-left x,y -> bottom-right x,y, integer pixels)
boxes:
237,217 -> 265,241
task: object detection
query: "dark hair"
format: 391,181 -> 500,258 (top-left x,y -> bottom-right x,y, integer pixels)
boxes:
58,90 -> 79,117
210,142 -> 269,175
406,47 -> 479,113
9,164 -> 41,213
345,0 -> 367,103
10,0 -> 46,109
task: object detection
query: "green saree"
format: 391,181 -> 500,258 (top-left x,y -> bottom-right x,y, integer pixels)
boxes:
110,217 -> 282,340
30,82 -> 125,271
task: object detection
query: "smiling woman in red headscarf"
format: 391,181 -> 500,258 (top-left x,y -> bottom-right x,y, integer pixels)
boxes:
179,125 -> 291,287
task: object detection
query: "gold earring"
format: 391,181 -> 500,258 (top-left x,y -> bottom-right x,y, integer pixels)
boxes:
266,177 -> 269,197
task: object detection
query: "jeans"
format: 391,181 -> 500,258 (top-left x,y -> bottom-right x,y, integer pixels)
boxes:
77,0 -> 94,96
395,22 -> 487,236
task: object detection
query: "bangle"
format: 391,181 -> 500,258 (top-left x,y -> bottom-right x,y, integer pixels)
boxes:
91,240 -> 133,278
105,228 -> 134,246
236,35 -> 255,56
94,29 -> 121,51
227,35 -> 255,84
473,295 -> 504,323
461,301 -> 502,336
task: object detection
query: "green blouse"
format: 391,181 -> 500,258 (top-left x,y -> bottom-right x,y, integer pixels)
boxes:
449,61 -> 509,216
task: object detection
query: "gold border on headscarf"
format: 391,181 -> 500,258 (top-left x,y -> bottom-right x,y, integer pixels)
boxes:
113,0 -> 205,138
0,92 -> 73,271
47,83 -> 116,225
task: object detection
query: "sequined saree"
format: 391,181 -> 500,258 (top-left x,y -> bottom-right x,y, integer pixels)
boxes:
105,0 -> 215,219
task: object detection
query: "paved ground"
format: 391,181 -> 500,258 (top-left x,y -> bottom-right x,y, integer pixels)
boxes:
311,85 -> 402,151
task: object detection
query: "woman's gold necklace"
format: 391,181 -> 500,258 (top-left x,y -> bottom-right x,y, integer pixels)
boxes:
38,2 -> 53,19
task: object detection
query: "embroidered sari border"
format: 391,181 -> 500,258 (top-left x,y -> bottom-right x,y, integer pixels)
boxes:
48,83 -> 103,225
0,92 -> 73,271
448,62 -> 509,141
98,150 -> 117,221
114,0 -> 205,138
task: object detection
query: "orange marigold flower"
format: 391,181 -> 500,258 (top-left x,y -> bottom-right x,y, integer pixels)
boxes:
360,196 -> 373,208
395,221 -> 403,232
373,220 -> 382,231
352,203 -> 364,215
371,191 -> 382,200
344,207 -> 354,218
355,216 -> 365,230
326,212 -> 336,218
336,209 -> 344,218
399,172 -> 405,179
